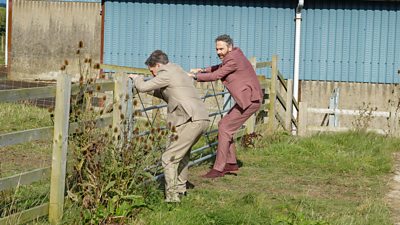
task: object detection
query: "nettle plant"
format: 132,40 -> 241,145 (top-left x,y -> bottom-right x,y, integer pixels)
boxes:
59,41 -> 172,224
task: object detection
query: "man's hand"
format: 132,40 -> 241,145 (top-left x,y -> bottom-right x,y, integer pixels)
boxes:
128,74 -> 140,79
190,68 -> 203,74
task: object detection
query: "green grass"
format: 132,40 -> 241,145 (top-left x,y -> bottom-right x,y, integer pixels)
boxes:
134,131 -> 399,225
0,103 -> 52,134
1,103 -> 399,224
0,103 -> 52,176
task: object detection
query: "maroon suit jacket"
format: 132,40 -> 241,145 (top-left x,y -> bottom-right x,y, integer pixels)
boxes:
197,47 -> 263,110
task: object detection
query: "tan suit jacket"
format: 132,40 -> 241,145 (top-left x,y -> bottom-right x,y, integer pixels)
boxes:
133,63 -> 209,127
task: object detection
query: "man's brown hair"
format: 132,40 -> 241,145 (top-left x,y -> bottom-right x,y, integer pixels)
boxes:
145,50 -> 169,67
215,34 -> 234,46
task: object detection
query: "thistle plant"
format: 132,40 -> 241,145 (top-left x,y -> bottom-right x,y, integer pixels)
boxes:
63,41 -> 171,224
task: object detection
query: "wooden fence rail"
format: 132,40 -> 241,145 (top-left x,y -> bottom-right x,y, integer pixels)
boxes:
0,56 -> 297,224
298,102 -> 398,136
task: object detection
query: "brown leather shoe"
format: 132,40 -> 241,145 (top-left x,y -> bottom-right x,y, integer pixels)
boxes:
223,164 -> 239,173
202,169 -> 225,178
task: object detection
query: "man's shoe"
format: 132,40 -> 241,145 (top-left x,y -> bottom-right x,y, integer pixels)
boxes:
223,164 -> 239,173
202,169 -> 225,178
178,192 -> 187,198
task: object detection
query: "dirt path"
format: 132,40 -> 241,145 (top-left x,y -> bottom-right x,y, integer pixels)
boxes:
387,152 -> 400,225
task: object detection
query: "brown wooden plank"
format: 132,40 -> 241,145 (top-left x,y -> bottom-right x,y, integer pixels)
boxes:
0,167 -> 50,192
276,91 -> 287,111
0,85 -> 56,103
0,127 -> 53,148
275,112 -> 285,129
101,64 -> 152,75
277,71 -> 287,91
0,116 -> 112,147
0,81 -> 114,103
49,74 -> 71,223
0,203 -> 49,225
256,61 -> 272,69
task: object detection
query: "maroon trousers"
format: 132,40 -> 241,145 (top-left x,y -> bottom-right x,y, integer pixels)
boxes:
213,101 -> 261,171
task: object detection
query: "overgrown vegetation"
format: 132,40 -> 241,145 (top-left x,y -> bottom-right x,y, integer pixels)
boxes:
63,41 -> 169,224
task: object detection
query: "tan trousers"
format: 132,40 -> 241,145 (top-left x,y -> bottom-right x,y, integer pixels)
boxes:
162,120 -> 209,202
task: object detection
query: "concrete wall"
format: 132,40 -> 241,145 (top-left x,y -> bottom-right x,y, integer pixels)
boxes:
9,0 -> 101,80
301,81 -> 400,131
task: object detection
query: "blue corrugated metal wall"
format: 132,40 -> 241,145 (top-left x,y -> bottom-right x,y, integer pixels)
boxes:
302,1 -> 400,83
103,1 -> 296,79
103,0 -> 400,83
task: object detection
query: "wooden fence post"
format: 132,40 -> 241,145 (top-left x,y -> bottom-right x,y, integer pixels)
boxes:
113,73 -> 129,145
268,55 -> 278,134
285,79 -> 294,132
389,107 -> 399,137
245,56 -> 257,134
49,73 -> 71,224
298,102 -> 308,136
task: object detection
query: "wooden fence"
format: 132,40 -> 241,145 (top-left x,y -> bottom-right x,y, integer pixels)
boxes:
298,102 -> 399,136
0,55 -> 297,224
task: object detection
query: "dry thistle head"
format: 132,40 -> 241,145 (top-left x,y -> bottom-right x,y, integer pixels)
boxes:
94,63 -> 101,70
125,94 -> 130,101
99,109 -> 104,115
120,113 -> 125,120
113,127 -> 118,133
133,99 -> 138,106
64,59 -> 69,65
60,65 -> 66,71
78,41 -> 84,48
118,104 -> 122,110
96,85 -> 101,91
150,128 -> 155,134
102,95 -> 107,101
108,124 -> 112,129
171,126 -> 176,133
100,73 -> 106,79
145,122 -> 149,127
76,49 -> 80,55
48,107 -> 54,113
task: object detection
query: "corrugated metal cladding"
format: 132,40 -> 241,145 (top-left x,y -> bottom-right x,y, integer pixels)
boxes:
103,1 -> 297,79
103,0 -> 400,83
55,0 -> 100,2
302,0 -> 400,83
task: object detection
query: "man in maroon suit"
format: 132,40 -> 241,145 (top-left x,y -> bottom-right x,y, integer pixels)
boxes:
189,34 -> 263,178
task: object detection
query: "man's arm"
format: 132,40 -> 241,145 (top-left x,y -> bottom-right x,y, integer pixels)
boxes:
196,57 -> 237,82
132,70 -> 170,93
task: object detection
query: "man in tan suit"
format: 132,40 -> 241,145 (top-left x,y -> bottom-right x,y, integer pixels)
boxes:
129,50 -> 209,202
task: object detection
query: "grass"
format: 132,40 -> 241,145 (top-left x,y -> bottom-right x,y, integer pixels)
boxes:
0,103 -> 52,222
1,103 -> 399,224
134,131 -> 399,225
0,103 -> 52,176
